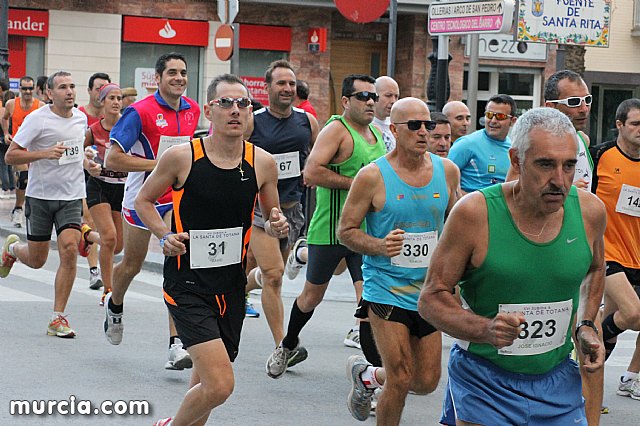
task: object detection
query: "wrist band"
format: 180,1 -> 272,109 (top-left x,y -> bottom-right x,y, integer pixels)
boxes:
159,232 -> 175,249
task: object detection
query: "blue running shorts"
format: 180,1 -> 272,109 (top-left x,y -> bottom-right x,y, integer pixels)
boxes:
440,344 -> 586,426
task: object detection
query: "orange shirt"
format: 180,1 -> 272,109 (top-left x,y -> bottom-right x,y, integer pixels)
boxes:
11,97 -> 41,137
591,141 -> 640,268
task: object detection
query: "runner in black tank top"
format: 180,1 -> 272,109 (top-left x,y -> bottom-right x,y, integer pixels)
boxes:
164,138 -> 258,295
134,75 -> 288,426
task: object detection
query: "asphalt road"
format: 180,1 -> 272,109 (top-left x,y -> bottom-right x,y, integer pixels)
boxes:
0,249 -> 639,425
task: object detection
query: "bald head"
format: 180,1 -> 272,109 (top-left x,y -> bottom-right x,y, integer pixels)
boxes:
390,97 -> 429,122
375,76 -> 400,120
443,101 -> 471,142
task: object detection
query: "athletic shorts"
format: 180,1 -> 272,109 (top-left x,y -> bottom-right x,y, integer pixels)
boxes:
440,344 -> 586,426
122,203 -> 172,230
86,177 -> 125,212
253,203 -> 304,250
606,261 -> 640,293
163,279 -> 245,362
25,197 -> 82,242
306,243 -> 363,285
355,299 -> 437,338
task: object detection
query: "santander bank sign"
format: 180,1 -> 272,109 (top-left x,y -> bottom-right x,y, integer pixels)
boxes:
8,9 -> 49,37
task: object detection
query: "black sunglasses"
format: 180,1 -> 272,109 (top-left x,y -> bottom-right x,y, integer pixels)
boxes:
20,86 -> 34,91
347,91 -> 379,102
394,120 -> 437,131
209,97 -> 252,109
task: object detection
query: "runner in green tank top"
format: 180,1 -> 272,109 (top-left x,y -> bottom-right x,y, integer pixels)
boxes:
420,108 -> 606,425
266,74 -> 385,379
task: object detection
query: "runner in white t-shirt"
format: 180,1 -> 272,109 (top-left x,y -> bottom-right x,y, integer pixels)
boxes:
0,71 -> 99,338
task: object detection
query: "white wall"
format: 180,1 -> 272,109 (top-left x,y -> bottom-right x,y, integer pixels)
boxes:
585,0 -> 640,73
46,11 -> 121,107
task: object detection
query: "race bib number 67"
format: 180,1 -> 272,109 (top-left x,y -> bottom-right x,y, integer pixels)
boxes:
189,227 -> 242,269
498,299 -> 572,356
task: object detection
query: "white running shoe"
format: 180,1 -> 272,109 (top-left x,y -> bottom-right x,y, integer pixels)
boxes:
617,376 -> 640,400
103,293 -> 123,345
89,268 -> 103,290
344,327 -> 361,349
346,355 -> 374,421
266,340 -> 308,379
11,208 -> 22,228
285,237 -> 307,280
165,343 -> 193,370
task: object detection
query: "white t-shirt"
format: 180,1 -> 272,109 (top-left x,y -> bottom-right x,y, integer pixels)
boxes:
373,116 -> 396,152
13,106 -> 88,200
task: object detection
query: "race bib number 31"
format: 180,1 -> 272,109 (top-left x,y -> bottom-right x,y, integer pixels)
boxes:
616,184 -> 640,218
189,227 -> 243,269
272,151 -> 301,180
391,231 -> 437,268
58,139 -> 83,165
498,299 -> 573,356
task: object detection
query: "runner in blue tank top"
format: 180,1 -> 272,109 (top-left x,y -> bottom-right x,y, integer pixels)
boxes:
339,97 -> 460,423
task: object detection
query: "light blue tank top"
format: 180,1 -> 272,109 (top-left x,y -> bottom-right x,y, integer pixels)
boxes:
362,154 -> 449,311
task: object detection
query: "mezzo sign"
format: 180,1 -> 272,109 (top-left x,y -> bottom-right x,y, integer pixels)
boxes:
464,34 -> 547,61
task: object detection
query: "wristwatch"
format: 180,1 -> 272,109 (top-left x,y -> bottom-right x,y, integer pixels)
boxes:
575,319 -> 598,339
159,232 -> 174,249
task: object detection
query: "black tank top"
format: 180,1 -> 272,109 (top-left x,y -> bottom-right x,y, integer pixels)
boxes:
164,138 -> 258,294
249,107 -> 311,203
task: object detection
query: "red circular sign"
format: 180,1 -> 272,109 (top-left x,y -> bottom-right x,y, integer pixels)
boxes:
335,0 -> 390,24
214,24 -> 234,61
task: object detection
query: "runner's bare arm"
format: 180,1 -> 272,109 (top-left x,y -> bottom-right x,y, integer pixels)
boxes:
575,192 -> 607,372
304,122 -> 354,190
338,164 -> 403,257
135,144 -> 192,254
1,100 -> 14,142
105,143 -> 157,172
5,140 -> 67,165
442,158 -> 461,217
307,112 -> 319,149
254,147 -> 288,238
419,192 -> 524,348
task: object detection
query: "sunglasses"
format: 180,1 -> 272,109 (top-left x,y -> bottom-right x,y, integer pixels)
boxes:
347,91 -> 379,102
547,95 -> 593,108
210,97 -> 252,109
394,120 -> 437,131
485,111 -> 513,121
20,86 -> 34,91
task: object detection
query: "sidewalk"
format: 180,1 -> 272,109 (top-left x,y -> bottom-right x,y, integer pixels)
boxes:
0,196 -> 358,302
0,196 -> 164,273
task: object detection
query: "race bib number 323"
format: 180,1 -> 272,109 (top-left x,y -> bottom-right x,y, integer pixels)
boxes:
498,299 -> 573,356
189,227 -> 243,269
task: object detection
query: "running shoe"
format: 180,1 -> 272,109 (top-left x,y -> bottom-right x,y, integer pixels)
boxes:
89,267 -> 103,290
47,314 -> 76,338
245,295 -> 260,318
11,208 -> 22,228
0,234 -> 19,278
344,327 -> 361,349
617,376 -> 640,400
266,340 -> 308,378
285,237 -> 307,280
104,293 -> 123,345
346,354 -> 374,421
78,223 -> 93,257
153,418 -> 172,426
287,345 -> 308,368
165,343 -> 193,370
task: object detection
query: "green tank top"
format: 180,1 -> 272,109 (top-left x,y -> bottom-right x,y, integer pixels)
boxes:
458,184 -> 592,374
307,115 -> 385,245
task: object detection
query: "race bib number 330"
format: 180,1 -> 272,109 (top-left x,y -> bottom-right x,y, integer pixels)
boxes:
391,231 -> 437,268
189,227 -> 242,269
498,299 -> 573,356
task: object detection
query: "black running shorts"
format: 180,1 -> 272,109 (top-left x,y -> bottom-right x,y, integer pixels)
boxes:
606,261 -> 640,297
306,243 -> 363,285
355,298 -> 437,338
163,279 -> 245,362
86,177 -> 125,212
